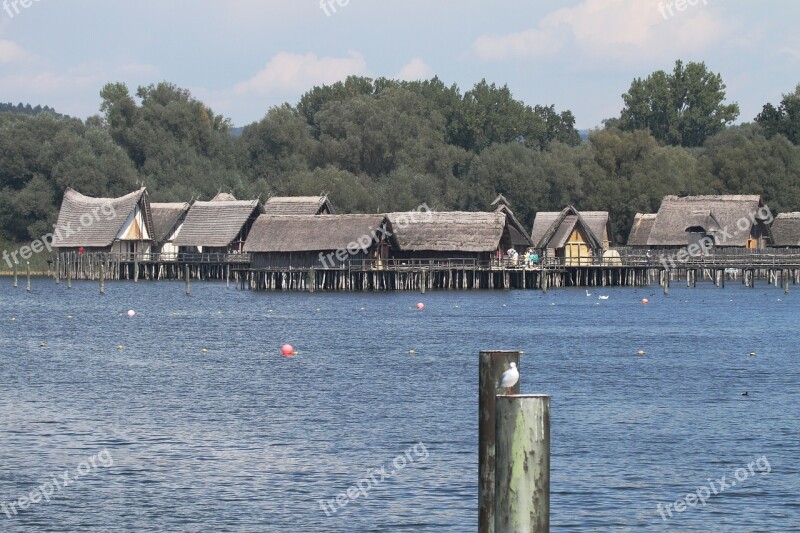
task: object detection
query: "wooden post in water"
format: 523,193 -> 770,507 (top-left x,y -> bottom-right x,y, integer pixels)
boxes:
26,261 -> 31,292
133,255 -> 139,283
226,264 -> 230,289
479,350 -> 521,533
13,262 -> 18,288
54,255 -> 60,284
185,264 -> 191,296
784,270 -> 789,294
99,263 -> 105,295
67,264 -> 72,289
495,395 -> 550,533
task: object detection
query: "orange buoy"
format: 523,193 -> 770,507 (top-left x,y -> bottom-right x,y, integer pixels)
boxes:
281,344 -> 294,357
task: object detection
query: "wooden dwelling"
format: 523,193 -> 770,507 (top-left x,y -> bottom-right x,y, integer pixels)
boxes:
385,211 -> 529,263
52,187 -> 154,255
646,195 -> 772,251
244,214 -> 388,269
263,195 -> 334,216
769,213 -> 800,248
531,206 -> 610,266
490,195 -> 535,253
173,193 -> 263,254
626,213 -> 658,247
149,202 -> 189,259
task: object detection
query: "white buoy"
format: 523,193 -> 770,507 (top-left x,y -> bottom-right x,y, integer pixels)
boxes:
127,310 -> 136,318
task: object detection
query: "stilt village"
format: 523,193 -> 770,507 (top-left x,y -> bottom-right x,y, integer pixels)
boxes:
35,187 -> 800,292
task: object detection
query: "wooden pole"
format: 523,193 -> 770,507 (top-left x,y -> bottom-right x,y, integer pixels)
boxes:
26,261 -> 31,292
479,350 -> 522,533
133,254 -> 139,283
495,395 -> 550,533
13,262 -> 18,288
185,264 -> 190,296
100,263 -> 105,295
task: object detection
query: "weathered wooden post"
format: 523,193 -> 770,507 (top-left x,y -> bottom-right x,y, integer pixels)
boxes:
13,262 -> 18,288
185,264 -> 191,296
495,395 -> 550,533
133,254 -> 139,283
226,264 -> 230,289
67,262 -> 72,289
25,261 -> 31,292
99,263 -> 105,295
479,350 -> 521,533
54,255 -> 60,284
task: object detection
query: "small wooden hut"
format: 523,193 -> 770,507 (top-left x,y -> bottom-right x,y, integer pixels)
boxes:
531,206 -> 610,266
490,195 -> 535,253
149,202 -> 189,258
385,211 -> 526,263
769,213 -> 800,248
52,187 -> 154,255
263,195 -> 334,215
647,195 -> 772,251
173,193 -> 263,254
244,214 -> 388,269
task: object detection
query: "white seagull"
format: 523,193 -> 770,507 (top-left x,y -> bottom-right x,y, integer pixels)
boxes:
598,295 -> 609,300
585,289 -> 592,297
499,362 -> 520,394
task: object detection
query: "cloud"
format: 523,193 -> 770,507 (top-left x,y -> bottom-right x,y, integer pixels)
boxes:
395,58 -> 434,81
0,39 -> 28,63
473,0 -> 726,65
234,51 -> 368,95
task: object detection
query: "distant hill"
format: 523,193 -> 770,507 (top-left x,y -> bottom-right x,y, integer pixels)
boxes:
0,102 -> 68,118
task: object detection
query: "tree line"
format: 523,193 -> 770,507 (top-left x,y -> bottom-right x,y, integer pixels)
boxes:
1,60 -> 799,246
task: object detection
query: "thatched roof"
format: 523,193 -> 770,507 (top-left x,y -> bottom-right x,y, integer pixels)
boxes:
211,192 -> 238,202
493,204 -> 533,247
244,214 -> 386,253
647,195 -> 769,246
150,202 -> 190,244
263,195 -> 334,215
386,211 -> 506,252
770,212 -> 800,247
531,207 -> 606,250
52,187 -> 152,248
173,199 -> 262,247
627,213 -> 657,246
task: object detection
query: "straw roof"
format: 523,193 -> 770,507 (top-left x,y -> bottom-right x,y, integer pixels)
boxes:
647,195 -> 769,246
263,195 -> 334,215
770,212 -> 800,247
386,211 -> 506,252
531,206 -> 606,250
627,213 -> 657,246
150,202 -> 190,244
52,187 -> 152,248
211,192 -> 238,202
493,203 -> 534,247
174,199 -> 262,247
244,214 -> 386,253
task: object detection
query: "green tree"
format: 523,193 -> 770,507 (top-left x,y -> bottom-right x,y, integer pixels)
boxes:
617,60 -> 739,147
755,84 -> 800,144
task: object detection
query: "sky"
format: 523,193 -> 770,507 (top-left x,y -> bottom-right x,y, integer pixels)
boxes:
1,0 -> 798,129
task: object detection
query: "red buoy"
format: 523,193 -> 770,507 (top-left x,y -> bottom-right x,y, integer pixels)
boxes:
281,344 -> 294,356
416,302 -> 425,310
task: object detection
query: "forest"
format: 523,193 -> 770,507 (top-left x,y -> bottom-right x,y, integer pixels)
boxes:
1,60 -> 799,247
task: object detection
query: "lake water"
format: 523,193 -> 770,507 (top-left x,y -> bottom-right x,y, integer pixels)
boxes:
1,279 -> 798,531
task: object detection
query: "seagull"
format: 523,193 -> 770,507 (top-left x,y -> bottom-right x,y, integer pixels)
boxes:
598,295 -> 609,300
499,363 -> 519,394
585,289 -> 592,297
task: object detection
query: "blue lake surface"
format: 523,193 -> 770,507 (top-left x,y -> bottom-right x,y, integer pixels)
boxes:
1,278 -> 799,532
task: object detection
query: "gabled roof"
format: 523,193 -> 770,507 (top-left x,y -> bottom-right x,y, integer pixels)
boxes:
211,192 -> 238,202
647,195 -> 769,246
493,203 -> 534,248
532,206 -> 604,250
263,195 -> 334,216
244,214 -> 386,253
386,211 -> 506,252
627,213 -> 657,246
150,202 -> 190,244
173,199 -> 263,247
770,212 -> 800,247
52,187 -> 152,248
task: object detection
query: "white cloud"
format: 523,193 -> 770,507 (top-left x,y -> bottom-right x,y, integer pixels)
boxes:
234,51 -> 368,95
473,0 -> 726,65
0,39 -> 28,63
395,58 -> 434,81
